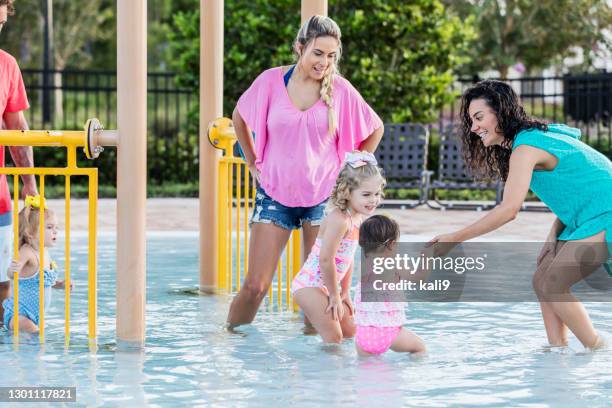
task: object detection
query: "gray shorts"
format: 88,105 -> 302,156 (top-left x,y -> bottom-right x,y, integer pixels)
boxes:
0,224 -> 13,282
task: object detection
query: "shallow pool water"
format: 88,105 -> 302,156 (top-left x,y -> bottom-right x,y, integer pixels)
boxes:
1,234 -> 611,407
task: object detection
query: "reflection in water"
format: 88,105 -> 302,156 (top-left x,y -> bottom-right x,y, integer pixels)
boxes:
0,235 -> 610,406
114,351 -> 147,405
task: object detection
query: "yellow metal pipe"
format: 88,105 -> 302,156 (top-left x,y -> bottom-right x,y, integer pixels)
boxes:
0,130 -> 87,147
39,177 -> 45,343
12,175 -> 19,340
3,166 -> 99,344
244,166 -> 249,283
0,168 -> 95,176
236,164 -> 241,292
277,258 -> 281,310
12,175 -> 18,260
67,146 -> 77,169
292,231 -> 301,312
268,255 -> 273,301
219,157 -> 244,165
228,163 -> 233,293
286,237 -> 291,310
0,123 -> 117,153
65,176 -> 71,347
218,161 -> 228,291
0,124 -> 104,344
88,172 -> 98,349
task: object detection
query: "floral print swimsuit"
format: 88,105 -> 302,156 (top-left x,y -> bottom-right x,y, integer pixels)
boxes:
291,222 -> 359,296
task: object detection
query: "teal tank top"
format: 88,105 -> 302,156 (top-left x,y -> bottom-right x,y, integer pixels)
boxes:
512,124 -> 612,274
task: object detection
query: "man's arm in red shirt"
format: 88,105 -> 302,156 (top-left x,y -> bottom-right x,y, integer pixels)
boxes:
4,110 -> 37,197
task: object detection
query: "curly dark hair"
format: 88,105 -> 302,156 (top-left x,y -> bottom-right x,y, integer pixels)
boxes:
0,0 -> 15,15
460,80 -> 547,181
359,215 -> 399,256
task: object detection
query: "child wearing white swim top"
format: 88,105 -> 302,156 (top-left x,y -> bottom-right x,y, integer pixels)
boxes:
354,215 -> 426,356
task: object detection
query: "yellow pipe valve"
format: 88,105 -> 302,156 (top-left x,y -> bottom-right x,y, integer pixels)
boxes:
207,117 -> 237,156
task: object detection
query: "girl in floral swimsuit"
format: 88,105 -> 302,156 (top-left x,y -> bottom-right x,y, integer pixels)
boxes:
292,151 -> 383,344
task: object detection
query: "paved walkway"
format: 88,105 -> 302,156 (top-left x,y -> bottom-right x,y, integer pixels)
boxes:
46,198 -> 556,241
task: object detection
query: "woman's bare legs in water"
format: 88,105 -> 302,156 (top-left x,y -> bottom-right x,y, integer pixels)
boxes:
226,223 -> 291,327
533,231 -> 608,349
300,221 -> 320,334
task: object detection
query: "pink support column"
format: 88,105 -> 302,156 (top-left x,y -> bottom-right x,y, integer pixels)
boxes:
301,0 -> 328,23
199,0 -> 224,293
116,0 -> 147,349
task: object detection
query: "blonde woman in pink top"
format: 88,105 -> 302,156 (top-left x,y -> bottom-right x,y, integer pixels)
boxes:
227,15 -> 384,328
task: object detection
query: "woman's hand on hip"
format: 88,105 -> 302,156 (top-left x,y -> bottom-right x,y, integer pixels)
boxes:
247,162 -> 261,184
537,240 -> 558,267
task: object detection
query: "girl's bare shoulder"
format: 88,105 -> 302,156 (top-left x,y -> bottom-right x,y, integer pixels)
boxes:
18,245 -> 37,260
17,246 -> 38,278
321,207 -> 351,233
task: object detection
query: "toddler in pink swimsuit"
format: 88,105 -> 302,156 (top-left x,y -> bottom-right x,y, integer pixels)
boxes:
292,151 -> 384,344
354,215 -> 426,355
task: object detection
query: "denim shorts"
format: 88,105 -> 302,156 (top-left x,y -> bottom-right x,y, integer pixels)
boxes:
251,187 -> 326,231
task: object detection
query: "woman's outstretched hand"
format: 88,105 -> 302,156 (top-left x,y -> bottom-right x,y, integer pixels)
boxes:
326,292 -> 344,321
426,233 -> 460,257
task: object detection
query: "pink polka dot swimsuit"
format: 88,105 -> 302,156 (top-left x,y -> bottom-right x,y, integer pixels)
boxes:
354,282 -> 406,354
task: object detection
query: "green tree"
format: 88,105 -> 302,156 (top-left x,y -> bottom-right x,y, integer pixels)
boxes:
1,0 -> 114,69
445,0 -> 612,77
168,0 -> 475,125
333,0 -> 475,122
0,0 -> 43,67
148,0 -> 202,70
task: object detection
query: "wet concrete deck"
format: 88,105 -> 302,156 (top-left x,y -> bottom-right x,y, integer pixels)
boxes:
47,198 -> 555,241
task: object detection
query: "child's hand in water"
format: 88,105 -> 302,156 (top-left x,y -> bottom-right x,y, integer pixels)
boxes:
341,292 -> 354,316
326,292 -> 344,321
52,279 -> 74,290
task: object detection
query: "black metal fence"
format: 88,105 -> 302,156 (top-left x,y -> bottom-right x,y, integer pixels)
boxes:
20,69 -> 612,187
21,69 -> 197,185
429,74 -> 612,151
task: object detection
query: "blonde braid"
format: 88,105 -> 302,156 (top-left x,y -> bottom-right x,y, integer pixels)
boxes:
293,15 -> 342,136
320,63 -> 337,136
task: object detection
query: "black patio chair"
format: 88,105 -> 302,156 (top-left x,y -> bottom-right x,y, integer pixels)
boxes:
425,125 -> 503,211
375,123 -> 429,208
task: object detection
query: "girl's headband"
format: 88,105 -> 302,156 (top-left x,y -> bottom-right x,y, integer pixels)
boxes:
343,151 -> 377,168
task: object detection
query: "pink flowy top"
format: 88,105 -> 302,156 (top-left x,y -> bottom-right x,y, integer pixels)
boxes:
236,67 -> 382,207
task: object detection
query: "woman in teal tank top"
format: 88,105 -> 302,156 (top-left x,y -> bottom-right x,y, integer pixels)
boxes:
430,80 -> 611,350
